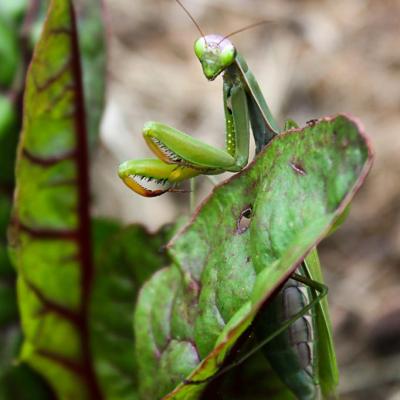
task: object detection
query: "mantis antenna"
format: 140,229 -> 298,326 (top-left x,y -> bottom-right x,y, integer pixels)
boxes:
218,20 -> 273,44
175,0 -> 271,47
175,0 -> 206,38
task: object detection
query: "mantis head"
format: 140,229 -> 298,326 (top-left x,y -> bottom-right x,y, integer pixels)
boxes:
194,35 -> 236,81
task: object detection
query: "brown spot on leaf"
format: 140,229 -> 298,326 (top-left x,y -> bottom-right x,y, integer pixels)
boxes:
237,205 -> 252,234
289,161 -> 307,176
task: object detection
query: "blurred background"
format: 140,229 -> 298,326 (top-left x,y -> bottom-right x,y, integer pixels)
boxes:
95,0 -> 400,398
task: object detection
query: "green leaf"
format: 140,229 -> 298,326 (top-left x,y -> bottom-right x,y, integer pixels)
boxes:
0,95 -> 17,142
0,15 -> 20,87
90,221 -> 174,399
0,0 -> 28,25
0,95 -> 19,186
134,115 -> 373,399
9,0 -> 102,397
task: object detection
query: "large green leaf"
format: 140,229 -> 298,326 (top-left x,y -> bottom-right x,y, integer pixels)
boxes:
134,115 -> 373,399
2,0 -> 107,397
9,0 -> 102,397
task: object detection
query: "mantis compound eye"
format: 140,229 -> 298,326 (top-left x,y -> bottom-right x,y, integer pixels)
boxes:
194,37 -> 207,59
220,42 -> 236,67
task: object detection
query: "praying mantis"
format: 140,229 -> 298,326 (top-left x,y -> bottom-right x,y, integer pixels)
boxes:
117,22 -> 279,197
119,1 -> 338,399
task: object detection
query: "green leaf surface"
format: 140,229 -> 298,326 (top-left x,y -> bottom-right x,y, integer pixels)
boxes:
0,14 -> 20,87
0,95 -> 17,142
0,0 -> 28,25
90,221 -> 174,400
0,328 -> 54,400
0,94 -> 19,186
134,115 -> 373,399
9,0 -> 102,397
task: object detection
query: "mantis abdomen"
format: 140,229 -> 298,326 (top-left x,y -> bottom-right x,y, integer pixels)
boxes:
255,269 -> 319,400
